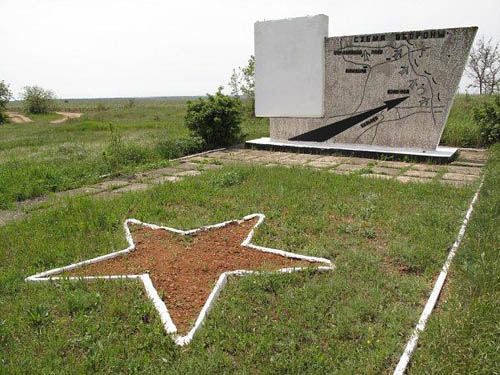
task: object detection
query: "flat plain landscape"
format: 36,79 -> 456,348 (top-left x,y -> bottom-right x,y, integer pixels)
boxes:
0,95 -> 498,374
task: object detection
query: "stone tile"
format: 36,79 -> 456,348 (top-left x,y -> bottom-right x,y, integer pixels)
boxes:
457,149 -> 488,163
205,151 -> 230,158
174,170 -> 201,177
88,180 -> 129,190
248,156 -> 277,164
410,163 -> 445,172
198,163 -> 222,170
315,155 -> 345,164
54,186 -> 100,198
17,195 -> 51,209
371,166 -> 401,176
396,176 -> 432,184
172,162 -> 199,171
441,173 -> 478,182
336,164 -> 364,172
361,173 -> 394,179
278,158 -> 308,166
447,165 -> 482,176
287,153 -> 323,162
439,179 -> 469,187
451,161 -> 484,168
307,160 -> 337,169
404,169 -> 437,179
378,160 -> 412,169
113,183 -> 150,193
343,157 -> 377,166
150,175 -> 182,184
268,152 -> 296,161
0,210 -> 27,226
188,156 -> 213,163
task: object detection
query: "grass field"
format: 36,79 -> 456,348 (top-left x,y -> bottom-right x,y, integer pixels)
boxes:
409,144 -> 500,375
0,98 -> 267,209
0,94 -> 487,209
0,161 -> 481,374
0,95 -> 498,373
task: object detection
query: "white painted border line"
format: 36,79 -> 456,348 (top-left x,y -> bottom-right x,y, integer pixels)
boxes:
25,213 -> 334,346
393,178 -> 485,375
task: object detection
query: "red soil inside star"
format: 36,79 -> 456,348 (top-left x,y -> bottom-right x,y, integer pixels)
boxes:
68,218 -> 311,334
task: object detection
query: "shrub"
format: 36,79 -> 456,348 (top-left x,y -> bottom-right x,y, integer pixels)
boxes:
95,103 -> 109,112
156,136 -> 206,159
185,88 -> 244,147
473,95 -> 500,146
103,125 -> 151,171
21,86 -> 57,114
0,80 -> 12,124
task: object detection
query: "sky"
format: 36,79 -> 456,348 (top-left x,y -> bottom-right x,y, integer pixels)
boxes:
1,0 -> 499,99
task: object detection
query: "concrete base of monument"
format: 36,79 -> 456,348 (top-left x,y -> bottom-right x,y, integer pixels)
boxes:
245,137 -> 458,162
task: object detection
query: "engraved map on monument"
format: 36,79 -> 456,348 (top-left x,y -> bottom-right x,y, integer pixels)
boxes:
289,27 -> 476,150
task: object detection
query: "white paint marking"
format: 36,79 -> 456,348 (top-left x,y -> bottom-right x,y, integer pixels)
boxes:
393,178 -> 484,375
25,213 -> 334,346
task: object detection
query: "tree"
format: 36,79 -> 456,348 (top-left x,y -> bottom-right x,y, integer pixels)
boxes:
185,87 -> 243,147
21,86 -> 57,114
228,56 -> 255,115
0,80 -> 13,124
467,37 -> 500,95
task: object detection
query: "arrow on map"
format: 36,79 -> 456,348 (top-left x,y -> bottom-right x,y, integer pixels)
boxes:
289,96 -> 409,142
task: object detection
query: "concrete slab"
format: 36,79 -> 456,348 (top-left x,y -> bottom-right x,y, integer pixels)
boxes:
172,162 -> 199,171
410,163 -> 446,172
174,170 -> 201,177
113,183 -> 150,193
0,210 -> 27,226
89,180 -> 130,190
255,15 -> 328,117
371,166 -> 401,176
53,187 -> 100,198
447,165 -> 482,176
150,176 -> 182,184
396,176 -> 433,184
404,170 -> 437,179
439,179 -> 469,187
246,137 -> 458,161
378,160 -> 412,169
442,173 -> 478,182
336,164 -> 364,172
307,160 -> 338,169
362,173 -> 394,179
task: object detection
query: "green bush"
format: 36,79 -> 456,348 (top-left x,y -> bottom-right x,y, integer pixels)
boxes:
102,126 -> 152,171
0,80 -> 12,124
156,136 -> 206,159
185,88 -> 243,147
21,86 -> 57,114
473,95 -> 500,146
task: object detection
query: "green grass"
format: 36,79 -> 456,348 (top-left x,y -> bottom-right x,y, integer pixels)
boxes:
439,94 -> 495,148
409,144 -> 500,374
0,94 -> 491,209
0,163 -> 478,374
0,99 -> 268,209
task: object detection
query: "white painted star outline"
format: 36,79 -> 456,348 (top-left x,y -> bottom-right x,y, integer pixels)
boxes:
26,214 -> 334,346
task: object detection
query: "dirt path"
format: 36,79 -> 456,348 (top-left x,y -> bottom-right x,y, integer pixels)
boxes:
6,112 -> 33,123
50,112 -> 83,124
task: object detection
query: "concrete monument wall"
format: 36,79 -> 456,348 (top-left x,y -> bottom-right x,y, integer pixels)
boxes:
254,15 -> 328,118
254,16 -> 477,151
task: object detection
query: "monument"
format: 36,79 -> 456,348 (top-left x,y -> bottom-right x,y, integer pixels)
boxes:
247,15 -> 477,160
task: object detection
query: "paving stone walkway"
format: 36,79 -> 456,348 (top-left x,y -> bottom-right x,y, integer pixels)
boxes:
0,147 -> 487,227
